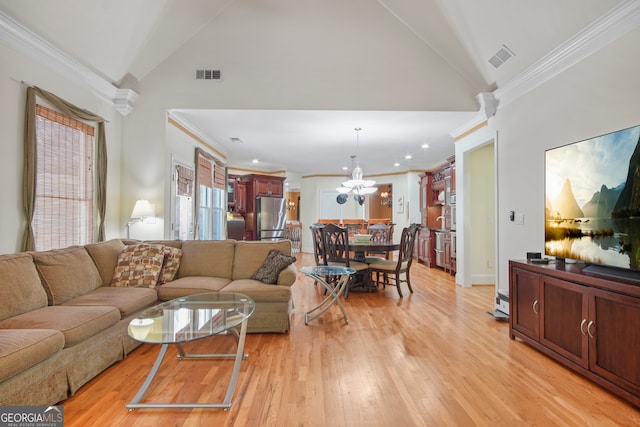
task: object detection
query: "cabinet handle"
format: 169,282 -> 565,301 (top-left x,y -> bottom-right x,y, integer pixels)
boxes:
587,320 -> 595,339
580,319 -> 587,336
532,300 -> 539,314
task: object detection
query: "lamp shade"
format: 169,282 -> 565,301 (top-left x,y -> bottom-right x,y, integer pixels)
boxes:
130,199 -> 154,219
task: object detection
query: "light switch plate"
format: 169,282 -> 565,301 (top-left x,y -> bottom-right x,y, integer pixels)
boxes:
515,213 -> 524,225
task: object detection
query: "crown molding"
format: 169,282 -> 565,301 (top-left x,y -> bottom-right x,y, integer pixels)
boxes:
167,112 -> 229,162
494,0 -> 640,108
0,10 -> 137,115
453,0 -> 640,139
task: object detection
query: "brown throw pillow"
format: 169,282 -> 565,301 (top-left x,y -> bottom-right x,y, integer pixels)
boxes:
251,249 -> 296,284
111,244 -> 165,288
157,246 -> 182,285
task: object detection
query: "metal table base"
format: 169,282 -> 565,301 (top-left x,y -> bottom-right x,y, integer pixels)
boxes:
126,318 -> 249,411
304,270 -> 352,324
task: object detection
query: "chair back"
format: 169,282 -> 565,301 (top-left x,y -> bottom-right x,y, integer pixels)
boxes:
286,221 -> 302,253
321,223 -> 351,266
368,222 -> 392,243
397,224 -> 420,265
310,223 -> 325,266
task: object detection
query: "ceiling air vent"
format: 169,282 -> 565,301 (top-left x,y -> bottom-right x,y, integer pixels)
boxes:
488,45 -> 515,69
195,69 -> 222,80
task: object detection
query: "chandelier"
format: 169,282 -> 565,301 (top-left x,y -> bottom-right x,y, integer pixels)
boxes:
336,128 -> 377,201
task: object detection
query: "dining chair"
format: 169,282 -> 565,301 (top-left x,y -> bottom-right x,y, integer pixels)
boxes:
321,223 -> 370,298
309,223 -> 329,289
368,224 -> 419,297
365,222 -> 393,263
286,220 -> 302,254
310,223 -> 325,267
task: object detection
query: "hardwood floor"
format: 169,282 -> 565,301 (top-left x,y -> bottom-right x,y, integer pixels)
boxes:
61,253 -> 639,426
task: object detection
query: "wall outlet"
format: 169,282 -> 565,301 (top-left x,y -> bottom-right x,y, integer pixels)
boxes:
515,213 -> 524,225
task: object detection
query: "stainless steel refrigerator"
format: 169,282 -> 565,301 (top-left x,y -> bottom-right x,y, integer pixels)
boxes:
256,197 -> 287,240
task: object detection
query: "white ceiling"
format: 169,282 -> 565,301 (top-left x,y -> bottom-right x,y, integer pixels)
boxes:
0,0 -> 625,175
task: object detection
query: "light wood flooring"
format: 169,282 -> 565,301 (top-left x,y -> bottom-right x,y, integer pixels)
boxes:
61,253 -> 639,426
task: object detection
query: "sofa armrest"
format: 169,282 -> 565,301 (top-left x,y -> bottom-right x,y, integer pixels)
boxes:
276,264 -> 297,286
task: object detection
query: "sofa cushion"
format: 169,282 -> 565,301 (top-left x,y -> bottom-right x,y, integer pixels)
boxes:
157,246 -> 182,285
0,253 -> 48,322
146,240 -> 183,249
84,239 -> 126,285
156,276 -> 232,301
0,329 -> 65,382
63,286 -> 158,317
221,279 -> 292,303
111,243 -> 165,288
178,240 -> 235,279
0,305 -> 120,348
32,246 -> 103,305
232,240 -> 292,280
251,249 -> 296,284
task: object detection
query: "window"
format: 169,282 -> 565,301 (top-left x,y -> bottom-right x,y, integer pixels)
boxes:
33,104 -> 96,250
173,162 -> 194,240
195,149 -> 225,240
23,86 -> 107,252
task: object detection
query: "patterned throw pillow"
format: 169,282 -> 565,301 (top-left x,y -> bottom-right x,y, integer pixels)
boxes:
111,244 -> 165,288
157,246 -> 182,286
251,249 -> 296,284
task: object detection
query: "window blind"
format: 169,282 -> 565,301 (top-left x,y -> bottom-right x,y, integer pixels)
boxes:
198,155 -> 213,188
176,164 -> 194,196
33,104 -> 95,251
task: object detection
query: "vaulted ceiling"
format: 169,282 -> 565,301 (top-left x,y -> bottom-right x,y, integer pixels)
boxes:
0,0 -> 626,175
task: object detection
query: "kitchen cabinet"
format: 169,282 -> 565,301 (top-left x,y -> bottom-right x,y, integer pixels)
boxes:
254,176 -> 284,197
235,182 -> 246,213
509,260 -> 640,407
418,159 -> 455,274
443,232 -> 452,274
415,227 -> 431,267
227,176 -> 247,213
238,174 -> 285,240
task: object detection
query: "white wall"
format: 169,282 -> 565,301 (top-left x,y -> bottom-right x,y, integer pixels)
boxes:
0,43 -> 123,254
492,27 -> 640,293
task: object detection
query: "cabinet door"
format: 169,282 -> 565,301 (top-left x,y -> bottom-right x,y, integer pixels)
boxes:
254,178 -> 284,197
588,289 -> 640,397
510,267 -> 540,340
255,179 -> 271,197
269,179 -> 283,197
443,232 -> 451,269
540,276 -> 588,367
235,182 -> 247,213
420,176 -> 427,211
443,205 -> 452,230
416,230 -> 431,266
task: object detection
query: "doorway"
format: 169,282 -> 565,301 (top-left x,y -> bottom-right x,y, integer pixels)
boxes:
369,183 -> 393,220
455,130 -> 497,291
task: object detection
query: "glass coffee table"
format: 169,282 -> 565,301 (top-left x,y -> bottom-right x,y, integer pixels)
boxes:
301,265 -> 355,324
126,292 -> 255,411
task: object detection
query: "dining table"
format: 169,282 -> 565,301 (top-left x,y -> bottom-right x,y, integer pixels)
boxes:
348,241 -> 399,263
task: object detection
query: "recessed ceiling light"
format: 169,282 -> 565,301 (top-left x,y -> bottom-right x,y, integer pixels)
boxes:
393,163 -> 400,167
405,155 -> 412,160
252,158 -> 259,164
342,166 -> 348,170
421,143 -> 430,149
230,137 -> 243,143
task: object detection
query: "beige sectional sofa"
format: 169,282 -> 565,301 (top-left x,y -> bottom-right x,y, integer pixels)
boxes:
0,238 -> 296,406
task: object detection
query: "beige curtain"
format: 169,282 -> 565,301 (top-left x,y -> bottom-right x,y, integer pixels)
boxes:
22,86 -> 107,251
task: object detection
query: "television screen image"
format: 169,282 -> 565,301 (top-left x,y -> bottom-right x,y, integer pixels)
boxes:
545,124 -> 640,271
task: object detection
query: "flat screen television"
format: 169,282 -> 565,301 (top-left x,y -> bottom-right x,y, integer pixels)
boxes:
545,124 -> 640,277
